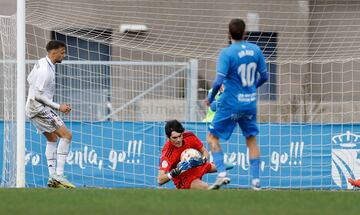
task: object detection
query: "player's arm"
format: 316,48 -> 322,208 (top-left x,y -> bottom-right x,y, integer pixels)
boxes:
189,133 -> 208,159
208,74 -> 224,104
207,49 -> 228,105
199,146 -> 209,161
34,90 -> 60,110
187,135 -> 209,166
209,99 -> 217,112
255,49 -> 268,88
33,69 -> 71,113
34,90 -> 71,114
32,67 -> 60,110
157,162 -> 191,185
157,169 -> 171,185
188,146 -> 208,167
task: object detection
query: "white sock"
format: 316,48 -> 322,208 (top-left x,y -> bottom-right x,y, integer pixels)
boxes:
45,141 -> 57,177
56,138 -> 70,176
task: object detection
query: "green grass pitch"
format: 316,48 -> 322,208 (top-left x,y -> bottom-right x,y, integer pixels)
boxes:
0,188 -> 359,215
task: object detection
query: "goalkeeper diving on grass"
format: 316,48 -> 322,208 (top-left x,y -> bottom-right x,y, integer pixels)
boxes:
158,120 -> 233,189
25,40 -> 75,189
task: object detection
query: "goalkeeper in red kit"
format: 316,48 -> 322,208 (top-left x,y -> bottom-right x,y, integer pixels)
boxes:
157,120 -> 216,189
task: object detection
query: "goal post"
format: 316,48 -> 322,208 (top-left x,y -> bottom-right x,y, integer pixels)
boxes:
16,0 -> 26,188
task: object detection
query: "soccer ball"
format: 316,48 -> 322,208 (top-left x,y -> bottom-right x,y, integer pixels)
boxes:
180,148 -> 201,162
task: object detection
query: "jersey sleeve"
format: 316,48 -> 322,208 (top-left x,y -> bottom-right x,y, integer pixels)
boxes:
256,47 -> 267,74
255,47 -> 269,88
34,65 -> 49,92
216,48 -> 230,77
159,156 -> 172,172
159,145 -> 175,172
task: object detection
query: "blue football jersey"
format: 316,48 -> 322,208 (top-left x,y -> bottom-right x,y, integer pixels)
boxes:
216,41 -> 267,111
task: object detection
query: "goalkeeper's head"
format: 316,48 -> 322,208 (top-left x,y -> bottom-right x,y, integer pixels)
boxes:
165,120 -> 185,147
228,18 -> 246,41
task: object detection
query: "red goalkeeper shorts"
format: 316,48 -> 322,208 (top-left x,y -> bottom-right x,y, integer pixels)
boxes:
173,162 -> 212,189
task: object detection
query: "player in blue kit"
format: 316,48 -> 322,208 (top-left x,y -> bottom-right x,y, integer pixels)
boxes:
206,18 -> 268,190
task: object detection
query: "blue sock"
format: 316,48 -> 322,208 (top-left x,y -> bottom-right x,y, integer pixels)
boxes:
212,151 -> 225,173
250,158 -> 260,179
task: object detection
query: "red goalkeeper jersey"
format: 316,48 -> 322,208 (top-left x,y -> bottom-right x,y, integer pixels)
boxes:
159,131 -> 212,189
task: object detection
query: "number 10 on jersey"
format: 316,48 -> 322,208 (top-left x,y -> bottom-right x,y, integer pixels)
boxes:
238,62 -> 257,87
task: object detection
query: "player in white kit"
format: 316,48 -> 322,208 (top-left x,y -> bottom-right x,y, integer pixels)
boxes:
26,40 -> 75,188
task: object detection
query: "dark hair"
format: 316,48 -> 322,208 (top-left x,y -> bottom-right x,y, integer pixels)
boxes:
165,120 -> 185,138
46,40 -> 66,52
229,18 -> 246,41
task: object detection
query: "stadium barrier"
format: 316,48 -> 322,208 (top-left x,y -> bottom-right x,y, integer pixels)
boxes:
1,122 -> 359,189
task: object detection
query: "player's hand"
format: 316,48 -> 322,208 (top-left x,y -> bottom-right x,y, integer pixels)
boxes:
169,161 -> 192,178
210,100 -> 217,112
189,157 -> 206,167
204,99 -> 210,107
177,161 -> 192,172
59,104 -> 71,114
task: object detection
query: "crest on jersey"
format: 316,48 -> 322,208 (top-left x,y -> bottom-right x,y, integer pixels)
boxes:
161,160 -> 168,168
331,131 -> 360,189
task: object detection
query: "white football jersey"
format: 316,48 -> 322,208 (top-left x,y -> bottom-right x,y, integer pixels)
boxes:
25,56 -> 56,117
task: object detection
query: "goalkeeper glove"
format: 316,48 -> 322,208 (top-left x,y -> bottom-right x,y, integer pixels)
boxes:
168,168 -> 181,178
168,161 -> 192,178
178,161 -> 192,171
189,157 -> 206,167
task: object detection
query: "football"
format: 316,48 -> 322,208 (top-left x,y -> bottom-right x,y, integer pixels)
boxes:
180,148 -> 201,162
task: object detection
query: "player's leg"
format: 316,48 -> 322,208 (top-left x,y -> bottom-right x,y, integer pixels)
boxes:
206,134 -> 234,170
208,163 -> 217,173
207,133 -> 226,174
239,115 -> 261,190
246,136 -> 261,190
29,109 -> 65,188
51,125 -> 75,188
190,179 -> 208,190
34,108 -> 75,188
43,132 -> 59,188
208,108 -> 235,173
53,125 -> 72,176
207,109 -> 235,189
209,162 -> 234,173
184,163 -> 213,189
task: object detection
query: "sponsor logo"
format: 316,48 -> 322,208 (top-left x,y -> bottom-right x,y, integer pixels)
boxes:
161,160 -> 168,168
331,131 -> 360,189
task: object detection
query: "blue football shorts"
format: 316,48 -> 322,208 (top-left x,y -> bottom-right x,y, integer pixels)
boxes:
208,105 -> 258,140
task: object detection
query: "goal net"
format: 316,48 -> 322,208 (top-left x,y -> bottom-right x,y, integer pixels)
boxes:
1,14 -> 17,187
1,0 -> 360,189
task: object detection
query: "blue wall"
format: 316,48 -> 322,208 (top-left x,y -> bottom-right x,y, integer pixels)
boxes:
1,122 -> 360,189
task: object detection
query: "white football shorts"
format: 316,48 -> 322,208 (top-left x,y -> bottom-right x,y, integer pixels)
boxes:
29,107 -> 64,134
